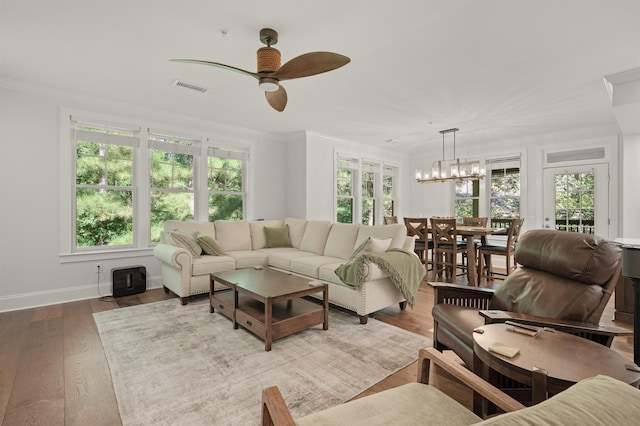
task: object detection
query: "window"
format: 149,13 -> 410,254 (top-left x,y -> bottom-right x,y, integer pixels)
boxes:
382,165 -> 397,218
72,121 -> 139,250
336,157 -> 358,223
208,147 -> 248,221
149,131 -> 200,242
361,162 -> 380,226
488,157 -> 521,228
554,171 -> 595,234
454,179 -> 480,218
64,112 -> 253,257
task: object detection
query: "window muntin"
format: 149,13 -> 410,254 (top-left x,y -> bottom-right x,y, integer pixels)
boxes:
73,122 -> 138,250
149,132 -> 199,242
208,148 -> 247,221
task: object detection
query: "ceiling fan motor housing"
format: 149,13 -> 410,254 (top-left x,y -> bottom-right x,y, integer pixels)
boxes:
257,47 -> 281,73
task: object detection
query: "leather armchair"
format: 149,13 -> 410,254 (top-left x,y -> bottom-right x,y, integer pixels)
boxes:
431,229 -> 627,368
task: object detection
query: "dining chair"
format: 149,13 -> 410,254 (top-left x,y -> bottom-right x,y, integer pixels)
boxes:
460,217 -> 488,271
383,216 -> 398,224
430,217 -> 469,282
477,218 -> 525,281
403,218 -> 430,268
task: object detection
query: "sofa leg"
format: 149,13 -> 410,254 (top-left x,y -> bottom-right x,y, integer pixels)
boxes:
359,315 -> 369,324
399,301 -> 407,310
180,297 -> 188,305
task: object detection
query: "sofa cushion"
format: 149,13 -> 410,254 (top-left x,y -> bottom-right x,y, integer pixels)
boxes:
318,262 -> 347,285
196,233 -> 224,256
191,255 -> 236,276
169,230 -> 202,257
258,248 -> 316,270
214,220 -> 252,251
477,375 -> 640,425
224,250 -> 269,269
264,225 -> 293,248
299,220 -> 332,255
355,224 -> 406,250
324,223 -> 360,259
249,220 -> 284,249
296,382 -> 481,426
164,220 -> 216,239
291,256 -> 345,278
284,217 -> 308,249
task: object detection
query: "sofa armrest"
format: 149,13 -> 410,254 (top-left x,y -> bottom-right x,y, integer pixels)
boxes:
153,243 -> 193,269
429,281 -> 495,306
479,310 -> 633,347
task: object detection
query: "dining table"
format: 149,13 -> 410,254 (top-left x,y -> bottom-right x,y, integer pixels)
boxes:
427,224 -> 506,287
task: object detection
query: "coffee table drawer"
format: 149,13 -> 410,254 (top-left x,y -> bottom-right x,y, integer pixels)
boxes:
210,290 -> 234,320
236,309 -> 266,338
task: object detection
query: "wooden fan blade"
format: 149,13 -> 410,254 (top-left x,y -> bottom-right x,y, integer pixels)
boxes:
270,52 -> 350,81
265,85 -> 288,112
170,59 -> 259,79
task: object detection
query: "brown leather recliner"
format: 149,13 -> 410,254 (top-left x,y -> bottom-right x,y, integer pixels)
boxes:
431,229 -> 624,368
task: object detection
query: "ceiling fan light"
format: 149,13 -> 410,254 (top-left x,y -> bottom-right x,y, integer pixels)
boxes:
259,78 -> 279,92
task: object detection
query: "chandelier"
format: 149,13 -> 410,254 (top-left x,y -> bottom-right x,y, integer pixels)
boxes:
415,128 -> 485,183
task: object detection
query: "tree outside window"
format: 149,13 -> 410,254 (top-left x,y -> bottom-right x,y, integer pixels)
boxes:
208,149 -> 246,221
149,133 -> 198,242
336,158 -> 356,223
383,166 -> 397,218
490,166 -> 520,228
74,123 -> 137,249
454,179 -> 480,218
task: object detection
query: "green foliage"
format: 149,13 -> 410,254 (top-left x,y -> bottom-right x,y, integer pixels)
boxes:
337,198 -> 353,223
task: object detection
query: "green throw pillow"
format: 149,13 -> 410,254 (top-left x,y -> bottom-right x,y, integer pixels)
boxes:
197,233 -> 224,256
264,225 -> 293,248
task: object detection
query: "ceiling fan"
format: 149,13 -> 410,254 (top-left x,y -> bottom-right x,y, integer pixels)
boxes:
170,28 -> 350,112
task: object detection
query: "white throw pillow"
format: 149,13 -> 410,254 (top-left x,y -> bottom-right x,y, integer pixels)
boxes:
364,237 -> 392,253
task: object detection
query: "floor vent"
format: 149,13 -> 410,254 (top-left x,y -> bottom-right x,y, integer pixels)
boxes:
173,79 -> 209,93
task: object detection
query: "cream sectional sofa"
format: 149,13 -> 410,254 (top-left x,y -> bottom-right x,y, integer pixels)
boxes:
153,218 -> 417,324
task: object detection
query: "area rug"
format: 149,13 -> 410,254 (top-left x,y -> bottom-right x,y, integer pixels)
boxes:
94,298 -> 431,425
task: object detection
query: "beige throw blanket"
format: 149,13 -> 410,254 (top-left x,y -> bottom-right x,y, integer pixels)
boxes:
334,249 -> 425,307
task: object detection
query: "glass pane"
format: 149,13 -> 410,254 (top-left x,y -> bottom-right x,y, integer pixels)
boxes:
150,150 -> 194,189
76,188 -> 133,247
337,169 -> 353,196
383,175 -> 393,198
454,199 -> 474,218
383,200 -> 394,217
362,172 -> 374,198
150,191 -> 194,242
490,198 -> 520,219
337,197 -> 353,223
209,194 -> 243,221
362,199 -> 375,225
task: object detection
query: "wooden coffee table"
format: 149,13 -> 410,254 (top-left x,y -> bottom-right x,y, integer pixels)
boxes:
210,267 -> 328,351
472,323 -> 640,413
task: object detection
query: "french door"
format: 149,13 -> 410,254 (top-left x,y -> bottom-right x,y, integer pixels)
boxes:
542,164 -> 609,238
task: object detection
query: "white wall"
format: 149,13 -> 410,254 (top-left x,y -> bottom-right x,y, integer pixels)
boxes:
0,86 -> 288,311
407,128 -> 623,238
621,133 -> 640,238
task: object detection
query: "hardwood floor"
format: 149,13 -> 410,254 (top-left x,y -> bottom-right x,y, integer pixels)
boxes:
0,277 -> 634,425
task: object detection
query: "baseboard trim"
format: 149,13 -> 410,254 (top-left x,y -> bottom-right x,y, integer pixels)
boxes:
0,275 -> 164,313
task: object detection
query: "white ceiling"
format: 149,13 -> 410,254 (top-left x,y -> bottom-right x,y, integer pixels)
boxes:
2,1 -> 639,152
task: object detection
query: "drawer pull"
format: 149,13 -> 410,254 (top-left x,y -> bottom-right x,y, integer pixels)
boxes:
218,304 -> 224,310
246,320 -> 252,326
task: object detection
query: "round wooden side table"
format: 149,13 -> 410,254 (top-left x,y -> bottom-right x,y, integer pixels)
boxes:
472,323 -> 640,413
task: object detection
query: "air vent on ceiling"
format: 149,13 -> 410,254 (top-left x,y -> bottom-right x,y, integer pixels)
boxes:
546,147 -> 605,164
173,79 -> 208,93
